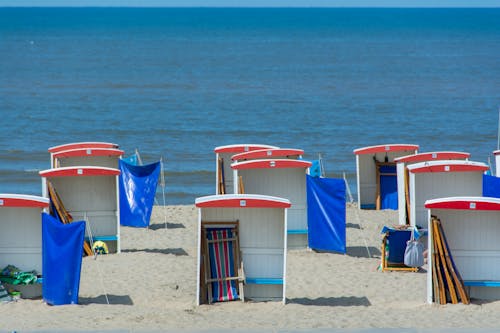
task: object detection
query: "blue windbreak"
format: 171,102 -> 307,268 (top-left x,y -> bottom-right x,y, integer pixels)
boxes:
42,213 -> 85,305
119,159 -> 161,227
306,175 -> 346,253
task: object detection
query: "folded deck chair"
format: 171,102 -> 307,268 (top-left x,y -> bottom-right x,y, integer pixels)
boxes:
201,221 -> 244,304
380,226 -> 418,272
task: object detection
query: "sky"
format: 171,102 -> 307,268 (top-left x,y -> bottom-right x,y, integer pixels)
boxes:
0,0 -> 499,7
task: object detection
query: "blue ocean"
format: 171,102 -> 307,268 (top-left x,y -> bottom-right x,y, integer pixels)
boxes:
0,7 -> 499,204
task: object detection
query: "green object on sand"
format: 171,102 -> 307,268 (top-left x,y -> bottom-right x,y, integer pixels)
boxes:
0,265 -> 38,285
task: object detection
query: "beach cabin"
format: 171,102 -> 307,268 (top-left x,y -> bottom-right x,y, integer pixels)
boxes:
39,166 -> 121,253
407,160 -> 488,228
231,148 -> 304,162
0,194 -> 49,274
48,142 -> 119,168
425,197 -> 500,302
395,151 -> 471,225
231,159 -> 312,249
494,150 -> 500,176
195,194 -> 289,305
353,144 -> 419,210
51,147 -> 124,169
214,144 -> 279,195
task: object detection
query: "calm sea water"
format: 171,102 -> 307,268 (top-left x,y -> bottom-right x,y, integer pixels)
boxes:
0,7 -> 499,204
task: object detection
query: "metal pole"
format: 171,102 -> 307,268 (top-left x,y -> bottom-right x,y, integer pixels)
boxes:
497,107 -> 500,151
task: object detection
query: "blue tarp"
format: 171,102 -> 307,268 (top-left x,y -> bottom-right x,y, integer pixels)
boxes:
483,174 -> 500,198
119,159 -> 161,227
42,213 -> 85,305
306,175 -> 346,253
379,164 -> 398,210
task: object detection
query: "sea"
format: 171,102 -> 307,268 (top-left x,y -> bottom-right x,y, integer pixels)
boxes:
0,7 -> 499,205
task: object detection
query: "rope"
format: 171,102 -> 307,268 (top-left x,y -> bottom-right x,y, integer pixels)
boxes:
84,214 -> 110,305
160,156 -> 167,229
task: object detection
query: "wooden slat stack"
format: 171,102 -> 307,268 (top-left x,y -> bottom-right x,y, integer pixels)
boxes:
47,181 -> 93,256
218,157 -> 226,195
431,216 -> 469,304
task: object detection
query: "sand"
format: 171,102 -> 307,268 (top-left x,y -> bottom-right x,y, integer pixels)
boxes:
1,204 -> 499,331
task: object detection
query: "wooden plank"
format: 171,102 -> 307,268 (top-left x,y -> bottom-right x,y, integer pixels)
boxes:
433,218 -> 458,303
434,218 -> 460,304
238,175 -> 245,194
47,181 -> 93,256
218,157 -> 226,195
432,219 -> 446,304
436,219 -> 470,304
404,167 -> 411,225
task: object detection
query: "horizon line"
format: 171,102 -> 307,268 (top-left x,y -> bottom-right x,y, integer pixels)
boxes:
1,5 -> 500,8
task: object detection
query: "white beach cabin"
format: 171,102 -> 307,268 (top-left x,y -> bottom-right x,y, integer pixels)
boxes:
0,194 -> 49,274
395,151 -> 470,225
231,148 -> 304,162
214,144 -> 279,195
39,166 -> 121,253
353,144 -> 419,210
494,150 -> 500,176
195,194 -> 290,305
51,147 -> 124,169
425,197 -> 500,302
48,142 -> 119,169
231,159 -> 312,249
407,160 -> 488,228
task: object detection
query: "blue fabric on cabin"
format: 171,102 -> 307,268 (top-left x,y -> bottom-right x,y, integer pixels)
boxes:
306,175 -> 346,253
483,174 -> 500,198
119,159 -> 161,227
42,213 -> 84,305
308,160 -> 321,177
379,164 -> 398,210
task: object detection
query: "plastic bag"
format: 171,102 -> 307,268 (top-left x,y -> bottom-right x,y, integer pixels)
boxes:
404,238 -> 424,268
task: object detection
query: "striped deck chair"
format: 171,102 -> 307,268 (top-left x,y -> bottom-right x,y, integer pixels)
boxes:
201,221 -> 244,304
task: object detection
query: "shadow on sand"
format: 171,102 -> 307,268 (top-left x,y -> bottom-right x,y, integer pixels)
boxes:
79,294 -> 134,305
148,222 -> 185,231
287,296 -> 371,307
121,248 -> 188,256
346,246 -> 381,258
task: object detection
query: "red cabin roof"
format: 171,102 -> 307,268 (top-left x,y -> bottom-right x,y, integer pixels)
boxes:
39,166 -> 120,177
214,144 -> 279,154
195,194 -> 291,208
394,151 -> 470,163
231,148 -> 304,161
407,160 -> 488,174
425,197 -> 500,211
0,194 -> 49,208
353,144 -> 419,155
52,147 -> 124,159
231,159 -> 312,170
48,142 -> 119,153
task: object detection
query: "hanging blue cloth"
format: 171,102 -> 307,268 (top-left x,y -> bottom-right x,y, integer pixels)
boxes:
379,164 -> 398,210
483,174 -> 500,198
119,159 -> 161,227
42,213 -> 85,305
306,175 -> 346,253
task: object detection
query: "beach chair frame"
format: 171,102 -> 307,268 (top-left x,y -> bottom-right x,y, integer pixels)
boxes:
200,220 -> 245,304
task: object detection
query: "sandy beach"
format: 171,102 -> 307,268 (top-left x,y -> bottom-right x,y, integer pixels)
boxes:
1,204 -> 499,331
